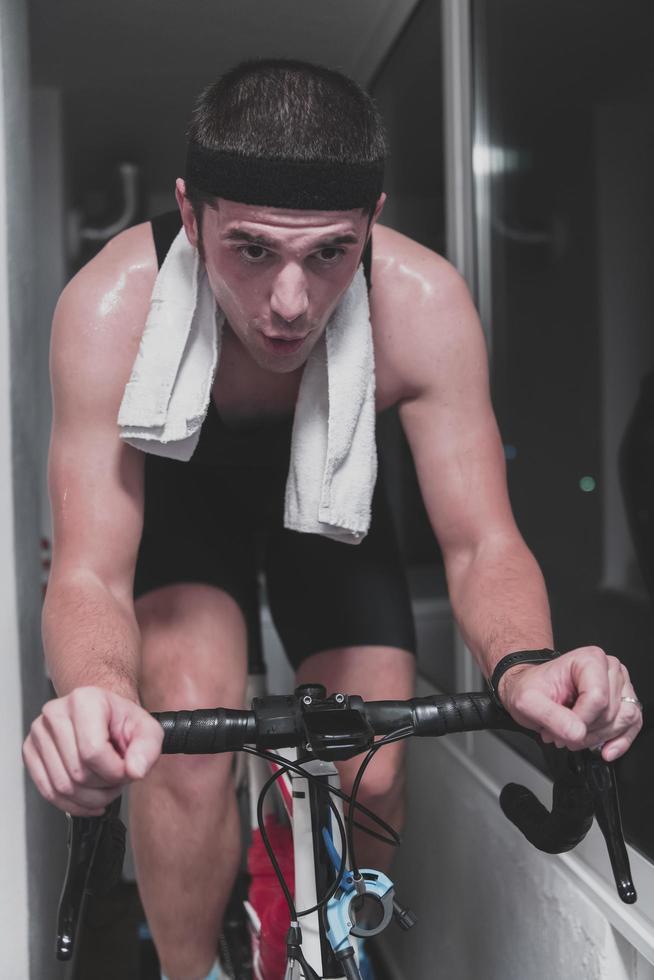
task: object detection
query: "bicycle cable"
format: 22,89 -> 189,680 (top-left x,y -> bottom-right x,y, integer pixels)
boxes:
244,746 -> 402,847
244,731 -> 412,924
346,728 -> 414,881
255,763 -> 297,919
253,758 -> 348,920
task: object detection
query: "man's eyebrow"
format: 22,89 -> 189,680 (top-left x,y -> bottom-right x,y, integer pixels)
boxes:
222,229 -> 360,248
317,233 -> 360,247
223,229 -> 276,247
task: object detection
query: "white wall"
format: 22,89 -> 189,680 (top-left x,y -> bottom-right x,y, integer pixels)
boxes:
27,85 -> 70,980
0,3 -> 32,977
32,86 -> 66,540
1,12 -> 70,980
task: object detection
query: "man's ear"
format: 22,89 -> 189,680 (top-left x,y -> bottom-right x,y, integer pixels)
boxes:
369,192 -> 386,229
363,192 -> 386,253
175,178 -> 200,248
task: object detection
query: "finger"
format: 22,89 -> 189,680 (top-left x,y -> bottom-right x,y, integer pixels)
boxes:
122,711 -> 164,780
602,719 -> 643,762
584,659 -> 624,739
23,736 -> 58,805
63,803 -> 106,818
618,667 -> 641,716
584,674 -> 643,750
29,720 -> 78,799
613,675 -> 644,741
569,652 -> 610,729
603,657 -> 624,729
24,736 -> 106,816
49,781 -> 119,812
71,693 -> 128,784
61,782 -> 121,810
516,688 -> 586,746
62,786 -> 120,816
42,706 -> 110,790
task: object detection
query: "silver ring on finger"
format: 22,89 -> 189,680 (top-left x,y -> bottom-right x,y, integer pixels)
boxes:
620,696 -> 643,710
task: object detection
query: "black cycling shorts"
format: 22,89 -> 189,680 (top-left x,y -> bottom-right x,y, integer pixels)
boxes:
133,412 -> 416,670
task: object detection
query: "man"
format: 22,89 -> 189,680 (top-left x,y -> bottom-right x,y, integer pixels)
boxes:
23,60 -> 642,980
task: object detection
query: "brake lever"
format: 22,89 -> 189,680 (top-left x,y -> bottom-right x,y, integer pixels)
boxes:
56,812 -> 105,960
499,734 -> 637,904
583,750 -> 637,904
55,796 -> 124,960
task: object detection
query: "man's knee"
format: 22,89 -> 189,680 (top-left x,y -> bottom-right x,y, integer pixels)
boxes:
338,745 -> 407,806
147,751 -> 237,808
135,583 -> 248,711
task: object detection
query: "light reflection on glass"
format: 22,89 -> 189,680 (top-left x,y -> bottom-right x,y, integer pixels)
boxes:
472,143 -> 527,177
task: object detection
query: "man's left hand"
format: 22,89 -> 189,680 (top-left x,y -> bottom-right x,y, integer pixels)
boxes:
498,647 -> 643,762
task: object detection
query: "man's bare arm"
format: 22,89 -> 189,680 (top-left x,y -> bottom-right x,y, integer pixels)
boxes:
44,228 -> 152,699
23,226 -> 164,816
371,226 -> 642,759
374,243 -> 550,667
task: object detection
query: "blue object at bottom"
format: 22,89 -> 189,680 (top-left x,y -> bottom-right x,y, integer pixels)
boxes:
357,938 -> 376,980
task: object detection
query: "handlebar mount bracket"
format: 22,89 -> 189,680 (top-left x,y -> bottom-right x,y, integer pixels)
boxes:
299,692 -> 374,761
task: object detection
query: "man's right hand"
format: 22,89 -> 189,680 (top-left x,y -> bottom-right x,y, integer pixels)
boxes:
23,686 -> 164,817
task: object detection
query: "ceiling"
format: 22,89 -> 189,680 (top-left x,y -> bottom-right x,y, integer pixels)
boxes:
28,0 -> 424,211
28,0 -> 421,90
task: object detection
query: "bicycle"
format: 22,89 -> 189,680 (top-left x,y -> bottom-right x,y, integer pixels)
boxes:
55,684 -> 641,979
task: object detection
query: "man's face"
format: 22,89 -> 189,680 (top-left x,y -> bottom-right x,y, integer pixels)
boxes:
177,181 -> 382,374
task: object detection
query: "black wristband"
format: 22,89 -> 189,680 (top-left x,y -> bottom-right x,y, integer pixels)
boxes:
488,649 -> 560,710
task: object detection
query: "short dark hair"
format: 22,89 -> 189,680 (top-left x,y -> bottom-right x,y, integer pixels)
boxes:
185,58 -> 387,221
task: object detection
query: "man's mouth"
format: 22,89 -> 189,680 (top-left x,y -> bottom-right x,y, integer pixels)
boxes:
261,333 -> 309,355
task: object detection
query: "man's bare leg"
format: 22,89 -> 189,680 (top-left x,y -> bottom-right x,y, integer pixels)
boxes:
130,584 -> 248,980
295,646 -> 416,873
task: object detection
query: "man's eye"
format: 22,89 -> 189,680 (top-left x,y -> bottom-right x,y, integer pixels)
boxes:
316,247 -> 345,263
239,245 -> 269,262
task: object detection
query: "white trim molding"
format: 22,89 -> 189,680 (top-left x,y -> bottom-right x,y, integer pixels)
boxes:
468,730 -> 654,965
441,0 -> 476,288
378,675 -> 654,978
0,1 -> 31,974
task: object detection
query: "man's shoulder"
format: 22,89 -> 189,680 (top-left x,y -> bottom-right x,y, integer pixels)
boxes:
51,222 -> 159,402
62,221 -> 158,318
370,224 -> 480,407
55,221 -> 158,355
371,224 -> 466,308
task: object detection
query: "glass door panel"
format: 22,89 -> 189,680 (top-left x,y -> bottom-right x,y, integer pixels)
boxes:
472,0 -> 654,859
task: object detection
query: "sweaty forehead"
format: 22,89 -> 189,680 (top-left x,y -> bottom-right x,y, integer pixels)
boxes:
210,198 -> 365,236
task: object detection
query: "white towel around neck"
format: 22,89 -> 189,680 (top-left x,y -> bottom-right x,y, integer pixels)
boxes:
118,227 -> 377,544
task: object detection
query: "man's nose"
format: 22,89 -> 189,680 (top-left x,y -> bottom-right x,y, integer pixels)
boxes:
270,264 -> 309,324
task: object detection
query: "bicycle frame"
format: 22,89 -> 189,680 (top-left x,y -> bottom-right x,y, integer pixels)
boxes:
244,673 -> 360,980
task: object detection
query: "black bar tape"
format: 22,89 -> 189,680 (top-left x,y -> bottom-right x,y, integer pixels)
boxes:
500,776 -> 594,854
409,693 -> 517,737
154,708 -> 257,754
361,700 -> 414,735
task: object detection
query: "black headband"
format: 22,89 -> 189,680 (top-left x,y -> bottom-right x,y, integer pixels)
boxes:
185,140 -> 384,211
